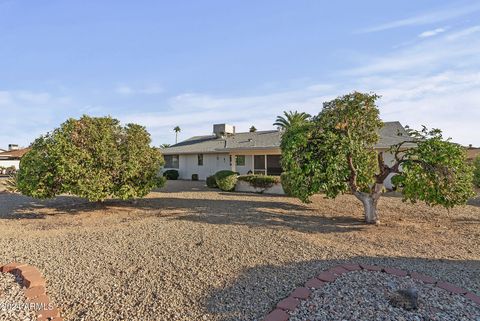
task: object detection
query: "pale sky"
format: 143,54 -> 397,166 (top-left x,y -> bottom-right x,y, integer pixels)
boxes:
1,0 -> 479,148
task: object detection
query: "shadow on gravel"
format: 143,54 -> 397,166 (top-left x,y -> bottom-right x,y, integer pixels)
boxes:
0,192 -> 364,235
204,256 -> 480,321
170,197 -> 364,234
0,192 -> 110,219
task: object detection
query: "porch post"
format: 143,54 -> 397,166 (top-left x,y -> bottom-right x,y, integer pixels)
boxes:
251,155 -> 255,174
264,154 -> 268,175
231,154 -> 236,172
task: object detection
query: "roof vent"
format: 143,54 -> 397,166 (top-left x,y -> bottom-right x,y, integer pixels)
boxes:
213,124 -> 235,138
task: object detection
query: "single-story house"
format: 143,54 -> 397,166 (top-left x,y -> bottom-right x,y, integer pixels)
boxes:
466,146 -> 480,161
161,122 -> 409,188
0,146 -> 30,171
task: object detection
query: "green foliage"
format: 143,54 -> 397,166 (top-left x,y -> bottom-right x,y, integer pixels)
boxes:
214,170 -> 238,191
206,175 -> 218,188
238,175 -> 280,189
280,172 -> 293,196
191,174 -> 199,181
281,91 -> 474,218
214,170 -> 237,180
281,92 -> 382,202
473,155 -> 480,188
163,169 -> 179,180
393,128 -> 475,208
273,111 -> 311,129
17,115 -> 165,201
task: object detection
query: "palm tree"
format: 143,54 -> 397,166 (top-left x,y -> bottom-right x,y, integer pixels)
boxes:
173,126 -> 181,144
273,111 -> 311,130
159,143 -> 171,149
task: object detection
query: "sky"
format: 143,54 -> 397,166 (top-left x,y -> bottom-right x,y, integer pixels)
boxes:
1,0 -> 479,148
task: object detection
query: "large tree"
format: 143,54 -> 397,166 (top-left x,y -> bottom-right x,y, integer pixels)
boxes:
281,92 -> 474,224
17,115 -> 165,202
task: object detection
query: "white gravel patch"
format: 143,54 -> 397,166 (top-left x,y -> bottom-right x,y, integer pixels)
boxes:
289,270 -> 480,321
0,272 -> 36,321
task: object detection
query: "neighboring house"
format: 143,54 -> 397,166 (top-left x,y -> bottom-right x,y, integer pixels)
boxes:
161,122 -> 410,188
0,146 -> 30,171
466,146 -> 480,161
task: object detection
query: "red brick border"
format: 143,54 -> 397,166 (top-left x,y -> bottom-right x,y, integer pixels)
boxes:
263,263 -> 480,321
1,262 -> 63,321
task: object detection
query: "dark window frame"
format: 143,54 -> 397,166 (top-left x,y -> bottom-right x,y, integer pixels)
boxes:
198,154 -> 204,166
164,155 -> 179,168
236,155 -> 246,166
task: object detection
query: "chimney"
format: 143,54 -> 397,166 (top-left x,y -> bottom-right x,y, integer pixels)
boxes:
213,124 -> 235,138
8,144 -> 19,151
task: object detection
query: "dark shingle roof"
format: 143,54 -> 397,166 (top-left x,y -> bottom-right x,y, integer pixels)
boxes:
161,122 -> 410,154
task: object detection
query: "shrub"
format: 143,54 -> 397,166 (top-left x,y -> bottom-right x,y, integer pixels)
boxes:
214,170 -> 237,180
280,172 -> 293,196
214,170 -> 238,191
17,115 -> 165,201
191,174 -> 199,181
216,175 -> 237,191
474,155 -> 480,188
163,169 -> 179,180
206,175 -> 217,188
238,175 -> 280,190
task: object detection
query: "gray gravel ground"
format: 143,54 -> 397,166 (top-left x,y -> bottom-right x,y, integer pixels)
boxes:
0,272 -> 36,321
289,270 -> 480,321
0,180 -> 479,321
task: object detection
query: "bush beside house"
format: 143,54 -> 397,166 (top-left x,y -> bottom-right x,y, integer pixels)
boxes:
206,175 -> 217,188
214,170 -> 238,191
237,175 -> 280,189
236,174 -> 284,194
163,170 -> 179,180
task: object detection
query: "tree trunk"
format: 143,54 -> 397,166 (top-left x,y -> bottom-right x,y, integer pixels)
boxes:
354,192 -> 380,224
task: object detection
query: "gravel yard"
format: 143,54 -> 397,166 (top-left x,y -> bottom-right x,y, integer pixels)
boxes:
0,180 -> 479,321
289,270 -> 480,321
0,271 -> 36,321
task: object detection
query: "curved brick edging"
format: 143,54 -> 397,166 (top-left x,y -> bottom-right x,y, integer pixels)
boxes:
1,262 -> 63,321
263,263 -> 480,321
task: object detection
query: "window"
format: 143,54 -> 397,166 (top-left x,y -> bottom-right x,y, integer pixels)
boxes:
164,155 -> 179,168
198,154 -> 204,166
267,155 -> 282,175
236,155 -> 245,166
254,155 -> 266,175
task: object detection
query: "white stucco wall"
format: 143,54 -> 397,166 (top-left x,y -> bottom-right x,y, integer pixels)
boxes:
163,153 -> 232,180
382,151 -> 398,190
235,155 -> 254,175
0,160 -> 20,170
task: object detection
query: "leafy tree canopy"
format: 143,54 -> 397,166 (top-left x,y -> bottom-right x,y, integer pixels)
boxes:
281,92 -> 474,223
17,115 -> 165,201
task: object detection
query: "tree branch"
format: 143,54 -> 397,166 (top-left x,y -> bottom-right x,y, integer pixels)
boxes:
347,154 -> 358,192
